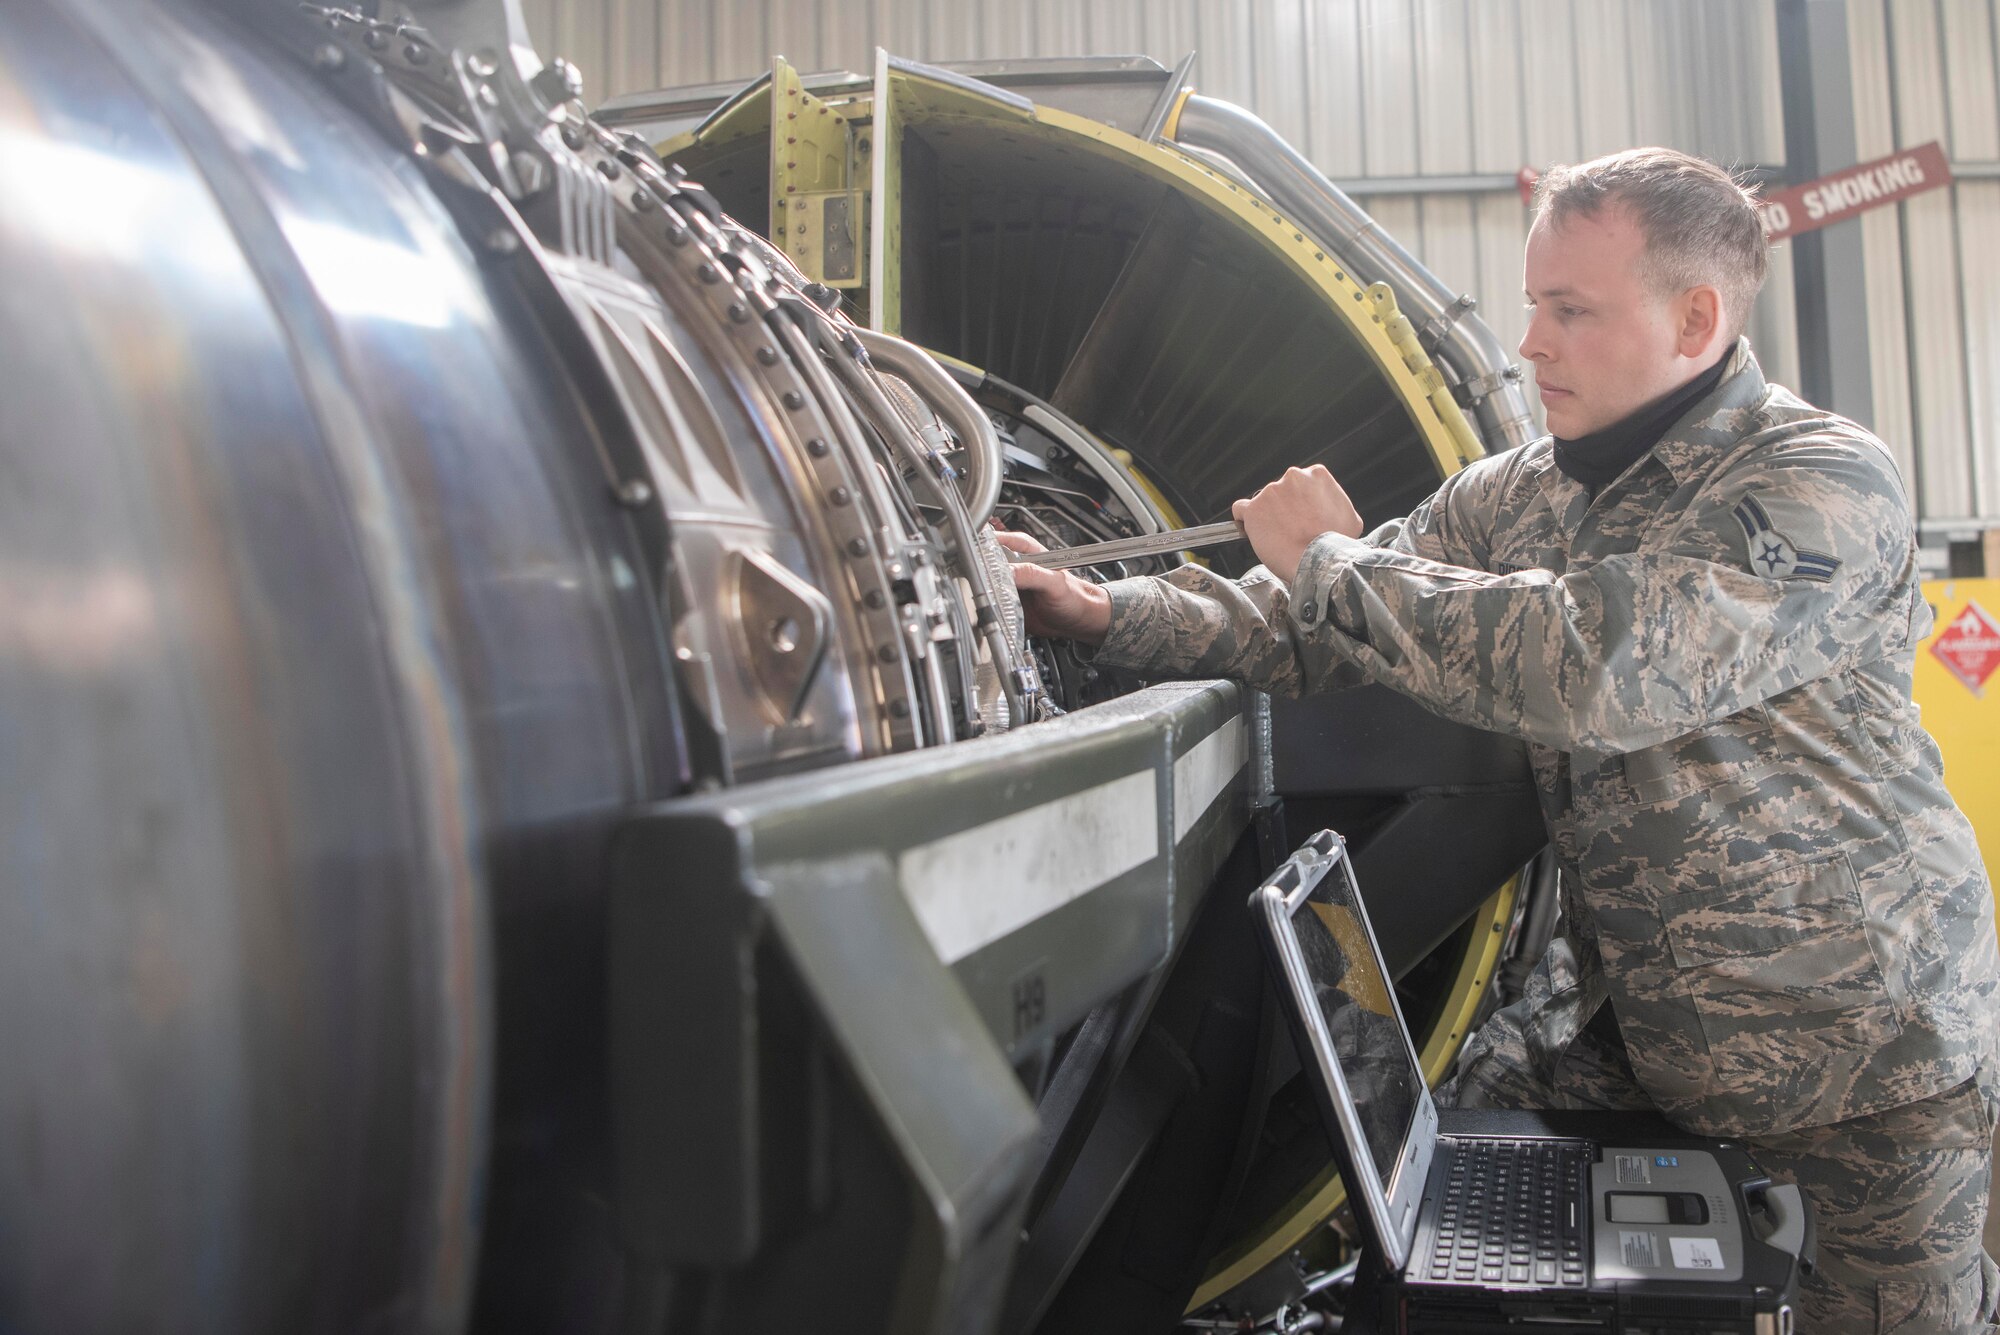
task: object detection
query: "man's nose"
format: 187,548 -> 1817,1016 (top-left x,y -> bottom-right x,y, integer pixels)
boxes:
1518,310 -> 1551,362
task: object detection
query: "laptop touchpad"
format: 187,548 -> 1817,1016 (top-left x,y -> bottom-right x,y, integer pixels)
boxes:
1606,1192 -> 1709,1226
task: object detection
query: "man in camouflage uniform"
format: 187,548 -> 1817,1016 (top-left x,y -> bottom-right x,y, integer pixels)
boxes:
1005,148 -> 2000,1331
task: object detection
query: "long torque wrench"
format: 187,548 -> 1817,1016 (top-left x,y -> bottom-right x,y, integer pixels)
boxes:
1011,520 -> 1246,571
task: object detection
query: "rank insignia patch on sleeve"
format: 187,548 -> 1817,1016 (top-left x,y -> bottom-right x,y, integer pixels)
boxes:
1732,495 -> 1841,582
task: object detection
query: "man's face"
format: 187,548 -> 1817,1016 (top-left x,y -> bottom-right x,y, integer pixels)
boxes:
1519,205 -> 1703,439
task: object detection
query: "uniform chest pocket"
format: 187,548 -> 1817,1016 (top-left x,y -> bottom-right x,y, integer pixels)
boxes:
1660,852 -> 1901,1059
1622,704 -> 1783,805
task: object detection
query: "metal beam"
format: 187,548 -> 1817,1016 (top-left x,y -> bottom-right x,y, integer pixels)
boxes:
1777,0 -> 1875,425
606,679 -> 1253,1332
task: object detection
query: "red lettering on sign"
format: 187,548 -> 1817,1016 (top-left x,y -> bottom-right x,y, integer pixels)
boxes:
1758,142 -> 1952,242
1517,165 -> 1540,207
1931,599 -> 2000,695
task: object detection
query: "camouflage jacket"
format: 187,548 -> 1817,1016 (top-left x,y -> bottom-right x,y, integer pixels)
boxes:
1094,341 -> 2000,1137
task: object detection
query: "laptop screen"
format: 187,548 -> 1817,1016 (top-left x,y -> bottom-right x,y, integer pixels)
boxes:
1286,848 -> 1426,1189
1253,829 -> 1439,1268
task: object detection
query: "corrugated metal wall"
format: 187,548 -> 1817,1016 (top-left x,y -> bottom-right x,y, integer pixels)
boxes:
1847,0 -> 2000,527
540,0 -> 2000,510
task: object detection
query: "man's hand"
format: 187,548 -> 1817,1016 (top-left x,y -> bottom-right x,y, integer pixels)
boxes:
994,530 -> 1113,643
1230,464 -> 1363,583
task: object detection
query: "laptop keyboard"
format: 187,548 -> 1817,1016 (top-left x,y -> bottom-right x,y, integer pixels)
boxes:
1424,1138 -> 1590,1287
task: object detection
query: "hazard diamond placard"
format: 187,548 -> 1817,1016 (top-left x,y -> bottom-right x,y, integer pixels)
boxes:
1930,600 -> 2000,695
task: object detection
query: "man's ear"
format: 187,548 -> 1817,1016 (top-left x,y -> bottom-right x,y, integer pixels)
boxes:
1676,284 -> 1725,358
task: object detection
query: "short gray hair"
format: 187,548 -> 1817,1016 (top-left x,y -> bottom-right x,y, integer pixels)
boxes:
1532,147 -> 1768,338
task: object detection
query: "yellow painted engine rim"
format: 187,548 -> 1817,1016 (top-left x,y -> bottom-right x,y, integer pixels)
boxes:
1020,100 -> 1481,480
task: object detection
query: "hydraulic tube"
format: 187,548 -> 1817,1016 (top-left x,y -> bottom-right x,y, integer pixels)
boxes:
853,324 -> 1006,530
813,322 -> 1042,727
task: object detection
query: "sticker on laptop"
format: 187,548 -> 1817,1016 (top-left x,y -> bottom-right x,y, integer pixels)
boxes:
1620,1231 -> 1660,1268
1614,1154 -> 1651,1184
1670,1237 -> 1725,1271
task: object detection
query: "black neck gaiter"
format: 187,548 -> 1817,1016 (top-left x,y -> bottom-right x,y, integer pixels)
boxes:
1550,352 -> 1731,490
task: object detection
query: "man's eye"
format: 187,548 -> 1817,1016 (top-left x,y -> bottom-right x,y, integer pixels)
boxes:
1560,306 -> 1586,319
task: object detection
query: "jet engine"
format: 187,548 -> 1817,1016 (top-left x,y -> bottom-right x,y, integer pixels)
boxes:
0,1 -> 1547,1331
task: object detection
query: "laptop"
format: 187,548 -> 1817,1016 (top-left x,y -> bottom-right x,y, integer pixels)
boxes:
1250,830 -> 1811,1335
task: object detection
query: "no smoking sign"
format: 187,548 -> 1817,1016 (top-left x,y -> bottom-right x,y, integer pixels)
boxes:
1930,600 -> 2000,695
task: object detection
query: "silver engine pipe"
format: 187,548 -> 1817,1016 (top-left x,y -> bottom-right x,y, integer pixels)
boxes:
852,325 -> 1005,530
1173,95 -> 1541,453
